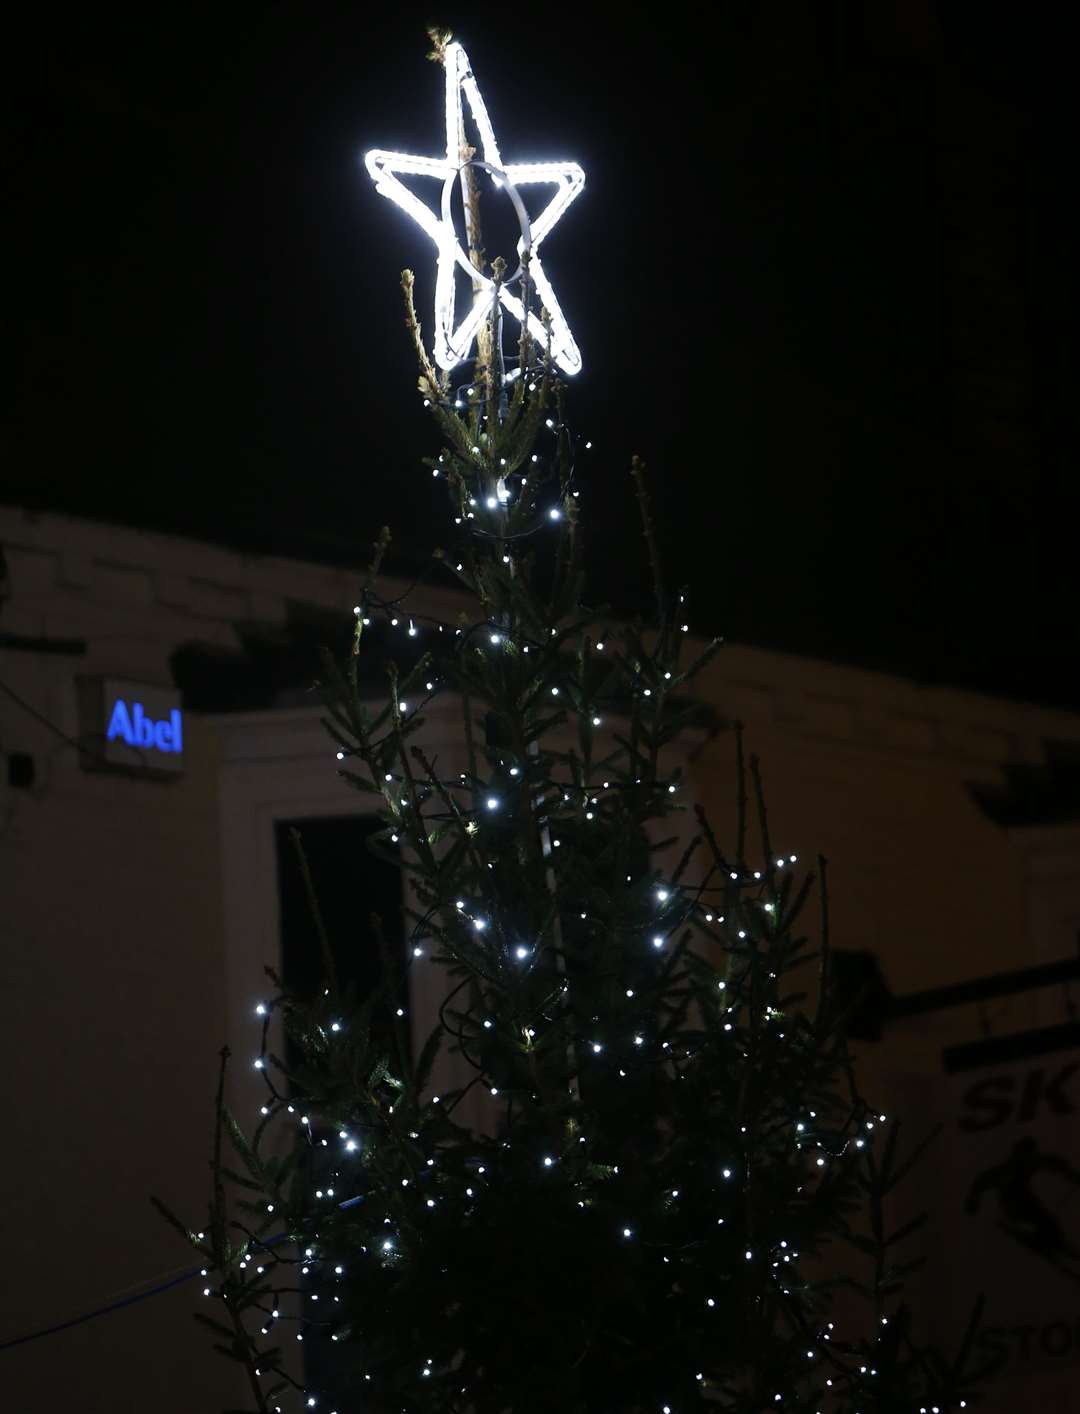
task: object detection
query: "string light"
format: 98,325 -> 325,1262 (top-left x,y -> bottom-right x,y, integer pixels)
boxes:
139,141 -> 928,1408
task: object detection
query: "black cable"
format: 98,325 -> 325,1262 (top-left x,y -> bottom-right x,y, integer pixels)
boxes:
0,677 -> 93,756
0,676 -> 146,770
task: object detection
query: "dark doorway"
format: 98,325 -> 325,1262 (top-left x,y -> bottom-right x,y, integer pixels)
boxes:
275,813 -> 405,1000
274,813 -> 406,1394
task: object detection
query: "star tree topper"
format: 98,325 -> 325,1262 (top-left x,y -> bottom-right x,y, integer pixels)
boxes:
364,41 -> 584,375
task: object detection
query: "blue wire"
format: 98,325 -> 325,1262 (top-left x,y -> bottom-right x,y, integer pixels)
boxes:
0,1267 -> 201,1352
0,1196 -> 365,1353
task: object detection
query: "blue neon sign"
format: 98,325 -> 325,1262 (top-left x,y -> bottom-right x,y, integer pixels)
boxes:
105,699 -> 184,755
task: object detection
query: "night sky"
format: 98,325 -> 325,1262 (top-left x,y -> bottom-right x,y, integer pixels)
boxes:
6,4 -> 1073,707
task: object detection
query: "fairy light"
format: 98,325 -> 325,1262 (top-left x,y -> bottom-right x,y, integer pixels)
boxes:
364,42 -> 584,373
160,259 -> 915,1413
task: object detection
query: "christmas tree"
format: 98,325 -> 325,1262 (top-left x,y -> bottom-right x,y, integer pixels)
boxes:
159,34 -> 981,1414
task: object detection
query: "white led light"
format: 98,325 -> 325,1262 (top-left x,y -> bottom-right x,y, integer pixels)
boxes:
364,42 -> 584,374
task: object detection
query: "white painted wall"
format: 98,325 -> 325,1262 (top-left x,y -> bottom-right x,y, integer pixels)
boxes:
3,505 -> 1079,1409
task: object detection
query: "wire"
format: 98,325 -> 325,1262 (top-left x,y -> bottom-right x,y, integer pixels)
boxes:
0,676 -> 147,770
0,677 -> 90,756
0,1263 -> 202,1353
0,1192 -> 366,1354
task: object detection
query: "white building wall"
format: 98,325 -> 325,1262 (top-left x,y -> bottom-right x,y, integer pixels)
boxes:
3,506 -> 1080,1410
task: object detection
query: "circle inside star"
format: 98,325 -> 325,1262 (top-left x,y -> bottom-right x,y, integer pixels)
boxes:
440,159 -> 533,287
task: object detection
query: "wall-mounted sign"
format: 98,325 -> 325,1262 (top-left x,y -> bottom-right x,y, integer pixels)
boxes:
78,676 -> 185,775
931,1023 -> 1080,1410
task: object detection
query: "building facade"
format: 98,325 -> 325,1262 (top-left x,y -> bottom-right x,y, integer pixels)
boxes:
2,505 -> 1078,1411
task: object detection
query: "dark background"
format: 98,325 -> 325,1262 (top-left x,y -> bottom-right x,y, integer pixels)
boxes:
5,2 -> 1074,705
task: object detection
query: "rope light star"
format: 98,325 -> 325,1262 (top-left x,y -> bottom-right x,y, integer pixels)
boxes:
364,41 -> 585,375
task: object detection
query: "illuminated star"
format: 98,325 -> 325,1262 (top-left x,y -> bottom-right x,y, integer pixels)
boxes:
364,41 -> 584,375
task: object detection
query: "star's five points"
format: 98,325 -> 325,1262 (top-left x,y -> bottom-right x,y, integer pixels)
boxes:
364,41 -> 584,375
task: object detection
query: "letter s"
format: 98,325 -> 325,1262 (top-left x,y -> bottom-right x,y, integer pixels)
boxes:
974,1327 -> 1011,1377
958,1075 -> 1014,1131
